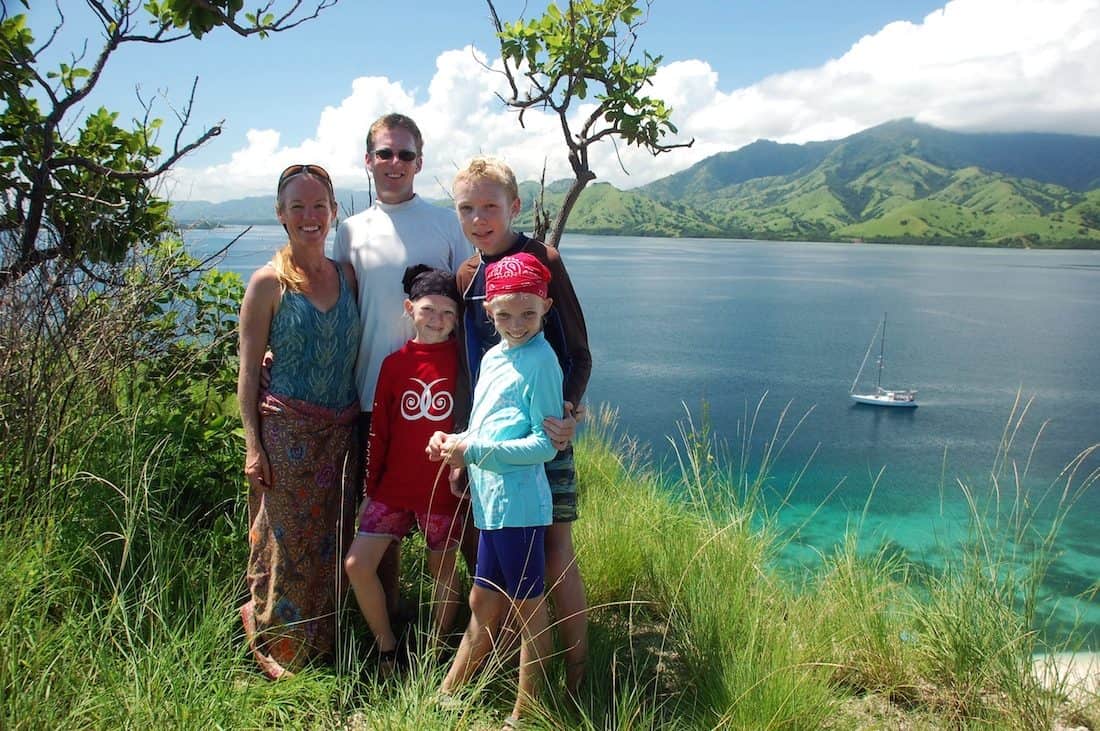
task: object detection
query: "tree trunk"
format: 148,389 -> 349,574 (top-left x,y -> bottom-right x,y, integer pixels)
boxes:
546,171 -> 595,249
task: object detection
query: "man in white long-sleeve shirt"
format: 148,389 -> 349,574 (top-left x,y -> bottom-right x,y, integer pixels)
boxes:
333,113 -> 471,414
334,113 -> 471,625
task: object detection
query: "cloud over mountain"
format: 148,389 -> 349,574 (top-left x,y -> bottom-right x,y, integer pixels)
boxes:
169,0 -> 1100,202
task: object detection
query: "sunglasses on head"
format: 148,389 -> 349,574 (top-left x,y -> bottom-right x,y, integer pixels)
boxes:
277,163 -> 333,194
372,148 -> 418,162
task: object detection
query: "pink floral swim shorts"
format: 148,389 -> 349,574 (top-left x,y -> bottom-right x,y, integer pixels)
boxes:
356,498 -> 464,552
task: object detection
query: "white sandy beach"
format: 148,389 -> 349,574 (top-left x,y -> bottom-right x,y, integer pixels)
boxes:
1034,652 -> 1100,700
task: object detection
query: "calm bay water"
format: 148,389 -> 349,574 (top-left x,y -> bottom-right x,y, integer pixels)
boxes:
187,226 -> 1100,645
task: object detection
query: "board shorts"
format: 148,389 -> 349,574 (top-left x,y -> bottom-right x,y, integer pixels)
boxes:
356,497 -> 463,552
474,526 -> 547,600
547,445 -> 577,523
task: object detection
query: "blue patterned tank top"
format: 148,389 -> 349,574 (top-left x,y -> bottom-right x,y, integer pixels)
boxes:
268,261 -> 360,408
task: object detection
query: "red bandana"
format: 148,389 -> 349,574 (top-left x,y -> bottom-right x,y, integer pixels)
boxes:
485,252 -> 551,301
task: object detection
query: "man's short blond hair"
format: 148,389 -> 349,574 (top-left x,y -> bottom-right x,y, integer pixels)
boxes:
453,156 -> 519,201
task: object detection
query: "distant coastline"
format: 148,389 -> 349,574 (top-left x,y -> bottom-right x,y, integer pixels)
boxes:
183,219 -> 223,231
174,216 -> 1100,249
170,119 -> 1100,250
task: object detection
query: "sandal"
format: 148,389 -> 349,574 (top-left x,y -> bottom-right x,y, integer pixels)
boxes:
431,690 -> 464,712
501,715 -> 522,730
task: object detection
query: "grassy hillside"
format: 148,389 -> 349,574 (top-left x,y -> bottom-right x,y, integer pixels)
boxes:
662,125 -> 1100,247
169,121 -> 1100,248
513,122 -> 1100,247
641,138 -> 833,203
515,182 -> 724,237
5,398 -> 1098,729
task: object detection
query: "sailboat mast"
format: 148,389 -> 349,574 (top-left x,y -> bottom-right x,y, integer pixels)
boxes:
876,313 -> 887,389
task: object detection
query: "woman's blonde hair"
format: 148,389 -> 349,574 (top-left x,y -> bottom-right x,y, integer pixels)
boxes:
271,245 -> 306,292
453,156 -> 519,201
271,165 -> 336,292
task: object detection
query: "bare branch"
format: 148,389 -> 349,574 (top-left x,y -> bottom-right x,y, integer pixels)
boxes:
73,256 -> 129,289
46,13 -> 122,124
31,1 -> 66,58
49,122 -> 223,181
608,135 -> 630,177
195,226 -> 252,269
60,192 -> 127,208
21,51 -> 62,109
486,0 -> 521,100
578,103 -> 610,145
169,78 -> 202,164
85,0 -> 194,44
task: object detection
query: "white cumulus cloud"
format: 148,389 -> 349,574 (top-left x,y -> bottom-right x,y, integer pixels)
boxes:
170,0 -> 1100,202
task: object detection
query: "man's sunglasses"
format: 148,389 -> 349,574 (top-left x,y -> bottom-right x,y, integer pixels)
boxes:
277,163 -> 333,193
372,148 -> 418,162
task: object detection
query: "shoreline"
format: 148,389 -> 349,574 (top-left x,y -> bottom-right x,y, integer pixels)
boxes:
1034,652 -> 1100,700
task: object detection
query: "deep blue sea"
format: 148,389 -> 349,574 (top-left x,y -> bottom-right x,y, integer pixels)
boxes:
187,226 -> 1100,646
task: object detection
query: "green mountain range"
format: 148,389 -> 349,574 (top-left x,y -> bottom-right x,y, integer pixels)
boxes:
170,191 -> 380,226
172,119 -> 1100,248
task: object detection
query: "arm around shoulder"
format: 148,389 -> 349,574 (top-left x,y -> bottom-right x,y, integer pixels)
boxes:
528,350 -> 565,447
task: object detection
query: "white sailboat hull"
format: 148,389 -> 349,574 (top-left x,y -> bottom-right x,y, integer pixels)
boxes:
851,388 -> 918,407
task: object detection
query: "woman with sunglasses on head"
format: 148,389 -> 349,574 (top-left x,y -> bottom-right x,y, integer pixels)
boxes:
237,164 -> 361,679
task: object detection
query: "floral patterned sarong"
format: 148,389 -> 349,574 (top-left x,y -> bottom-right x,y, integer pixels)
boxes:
243,392 -> 359,672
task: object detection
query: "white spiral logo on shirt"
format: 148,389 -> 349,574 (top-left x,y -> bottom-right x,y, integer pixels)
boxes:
401,378 -> 453,421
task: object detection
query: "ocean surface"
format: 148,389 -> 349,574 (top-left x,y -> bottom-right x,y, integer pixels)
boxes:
186,226 -> 1100,646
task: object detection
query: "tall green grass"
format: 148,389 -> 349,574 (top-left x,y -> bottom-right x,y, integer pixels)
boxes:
2,393 -> 1097,729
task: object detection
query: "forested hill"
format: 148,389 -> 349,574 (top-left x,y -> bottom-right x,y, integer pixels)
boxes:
173,120 -> 1100,248
643,119 -> 1100,199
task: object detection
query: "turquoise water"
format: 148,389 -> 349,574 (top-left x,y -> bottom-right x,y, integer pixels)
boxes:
188,227 -> 1100,646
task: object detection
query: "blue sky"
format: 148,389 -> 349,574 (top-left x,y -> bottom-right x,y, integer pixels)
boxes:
27,0 -> 1100,201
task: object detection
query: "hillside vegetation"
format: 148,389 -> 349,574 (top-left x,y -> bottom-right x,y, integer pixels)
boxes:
4,365 -> 1099,728
172,120 -> 1100,248
609,120 -> 1100,247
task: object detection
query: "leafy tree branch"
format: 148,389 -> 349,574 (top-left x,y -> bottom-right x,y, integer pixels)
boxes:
487,0 -> 692,247
0,1 -> 336,289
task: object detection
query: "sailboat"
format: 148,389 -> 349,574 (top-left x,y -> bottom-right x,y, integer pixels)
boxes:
850,313 -> 918,407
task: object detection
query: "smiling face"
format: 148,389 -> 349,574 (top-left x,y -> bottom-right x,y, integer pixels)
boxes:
405,294 -> 458,344
276,175 -> 336,247
454,178 -> 522,256
484,292 -> 552,348
366,125 -> 422,204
